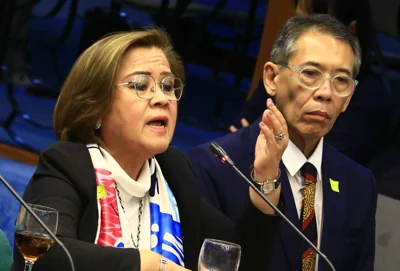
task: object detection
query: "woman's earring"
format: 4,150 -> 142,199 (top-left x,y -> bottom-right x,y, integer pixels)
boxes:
94,122 -> 101,130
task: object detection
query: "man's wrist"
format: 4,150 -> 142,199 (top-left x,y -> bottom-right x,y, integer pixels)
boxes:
251,168 -> 281,194
253,168 -> 280,183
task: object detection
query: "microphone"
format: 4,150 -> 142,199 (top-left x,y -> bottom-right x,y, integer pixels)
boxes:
209,142 -> 336,271
0,174 -> 76,271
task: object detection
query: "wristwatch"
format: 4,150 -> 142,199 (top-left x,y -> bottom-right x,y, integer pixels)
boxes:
250,168 -> 281,194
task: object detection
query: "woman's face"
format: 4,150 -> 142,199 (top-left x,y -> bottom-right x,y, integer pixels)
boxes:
100,46 -> 178,159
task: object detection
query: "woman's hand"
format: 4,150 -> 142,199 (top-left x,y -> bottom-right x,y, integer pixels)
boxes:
139,250 -> 191,271
250,98 -> 289,215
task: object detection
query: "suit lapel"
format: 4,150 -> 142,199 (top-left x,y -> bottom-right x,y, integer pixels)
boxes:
319,145 -> 347,270
279,163 -> 303,270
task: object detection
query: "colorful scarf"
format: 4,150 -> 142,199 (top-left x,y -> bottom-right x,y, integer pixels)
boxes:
87,144 -> 184,266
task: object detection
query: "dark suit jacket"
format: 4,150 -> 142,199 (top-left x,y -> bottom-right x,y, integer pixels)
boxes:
12,141 -> 280,271
188,119 -> 377,271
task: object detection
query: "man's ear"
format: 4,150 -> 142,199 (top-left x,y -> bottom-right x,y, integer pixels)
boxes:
348,20 -> 357,35
263,62 -> 280,96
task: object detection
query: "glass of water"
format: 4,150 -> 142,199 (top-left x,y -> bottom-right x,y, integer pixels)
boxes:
198,239 -> 241,271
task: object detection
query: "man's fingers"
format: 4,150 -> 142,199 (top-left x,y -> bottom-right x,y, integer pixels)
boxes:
266,109 -> 283,136
267,98 -> 288,133
259,122 -> 278,153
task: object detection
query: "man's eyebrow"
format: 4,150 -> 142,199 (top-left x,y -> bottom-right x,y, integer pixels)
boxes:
301,61 -> 352,76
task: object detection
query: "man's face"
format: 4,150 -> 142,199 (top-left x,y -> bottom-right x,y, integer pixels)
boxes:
264,31 -> 356,145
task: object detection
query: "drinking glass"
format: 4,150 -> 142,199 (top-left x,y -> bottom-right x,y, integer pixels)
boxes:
198,239 -> 241,271
15,204 -> 58,271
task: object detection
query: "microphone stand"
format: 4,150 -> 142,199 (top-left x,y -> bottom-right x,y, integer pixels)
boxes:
209,142 -> 336,271
0,174 -> 76,271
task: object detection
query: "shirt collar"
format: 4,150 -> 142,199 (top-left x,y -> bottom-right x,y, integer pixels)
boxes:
282,138 -> 324,181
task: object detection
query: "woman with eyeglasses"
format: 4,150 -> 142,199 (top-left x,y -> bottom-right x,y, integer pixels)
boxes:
11,28 -> 287,271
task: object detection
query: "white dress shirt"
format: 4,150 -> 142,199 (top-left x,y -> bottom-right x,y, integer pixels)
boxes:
282,138 -> 324,271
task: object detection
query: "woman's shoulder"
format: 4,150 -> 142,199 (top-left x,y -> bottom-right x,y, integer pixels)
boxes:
40,141 -> 89,158
35,141 -> 96,188
38,141 -> 93,171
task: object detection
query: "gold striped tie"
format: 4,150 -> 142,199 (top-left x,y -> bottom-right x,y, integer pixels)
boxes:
300,162 -> 318,271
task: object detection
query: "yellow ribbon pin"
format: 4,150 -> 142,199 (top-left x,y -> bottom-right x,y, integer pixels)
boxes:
329,178 -> 339,193
97,184 -> 107,199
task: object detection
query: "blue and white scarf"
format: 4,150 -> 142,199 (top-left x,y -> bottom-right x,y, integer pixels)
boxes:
87,145 -> 184,266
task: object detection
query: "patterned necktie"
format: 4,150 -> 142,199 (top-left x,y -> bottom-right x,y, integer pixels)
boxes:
300,162 -> 318,271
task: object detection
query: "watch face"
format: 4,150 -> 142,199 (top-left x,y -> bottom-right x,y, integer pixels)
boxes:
262,182 -> 275,194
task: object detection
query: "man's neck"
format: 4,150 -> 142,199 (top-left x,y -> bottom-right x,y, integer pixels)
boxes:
288,129 -> 321,159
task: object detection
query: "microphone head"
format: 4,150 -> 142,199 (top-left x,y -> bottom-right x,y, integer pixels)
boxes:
209,142 -> 224,158
209,142 -> 234,166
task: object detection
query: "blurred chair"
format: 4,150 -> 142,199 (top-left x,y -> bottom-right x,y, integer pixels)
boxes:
367,3 -> 400,270
368,0 -> 400,80
125,0 -> 264,85
368,0 -> 400,142
124,0 -> 266,130
0,0 -> 14,67
0,229 -> 12,271
0,0 -> 60,153
370,0 -> 400,41
369,0 -> 400,77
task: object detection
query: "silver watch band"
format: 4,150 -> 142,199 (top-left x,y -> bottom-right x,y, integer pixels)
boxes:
250,168 -> 281,194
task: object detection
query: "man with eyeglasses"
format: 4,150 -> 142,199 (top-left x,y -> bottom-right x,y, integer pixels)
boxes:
188,14 -> 376,271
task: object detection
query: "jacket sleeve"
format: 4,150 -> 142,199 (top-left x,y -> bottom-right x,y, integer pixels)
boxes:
199,195 -> 280,271
11,144 -> 141,271
187,146 -> 224,211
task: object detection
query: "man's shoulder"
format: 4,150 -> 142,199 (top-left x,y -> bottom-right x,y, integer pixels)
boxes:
324,143 -> 374,180
188,126 -> 253,160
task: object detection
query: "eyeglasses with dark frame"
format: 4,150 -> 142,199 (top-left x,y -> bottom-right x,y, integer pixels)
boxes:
280,64 -> 358,97
116,73 -> 184,101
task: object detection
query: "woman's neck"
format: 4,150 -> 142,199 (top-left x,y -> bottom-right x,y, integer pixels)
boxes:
100,144 -> 146,180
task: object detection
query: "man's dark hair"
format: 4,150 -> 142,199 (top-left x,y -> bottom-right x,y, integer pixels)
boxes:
271,14 -> 362,76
